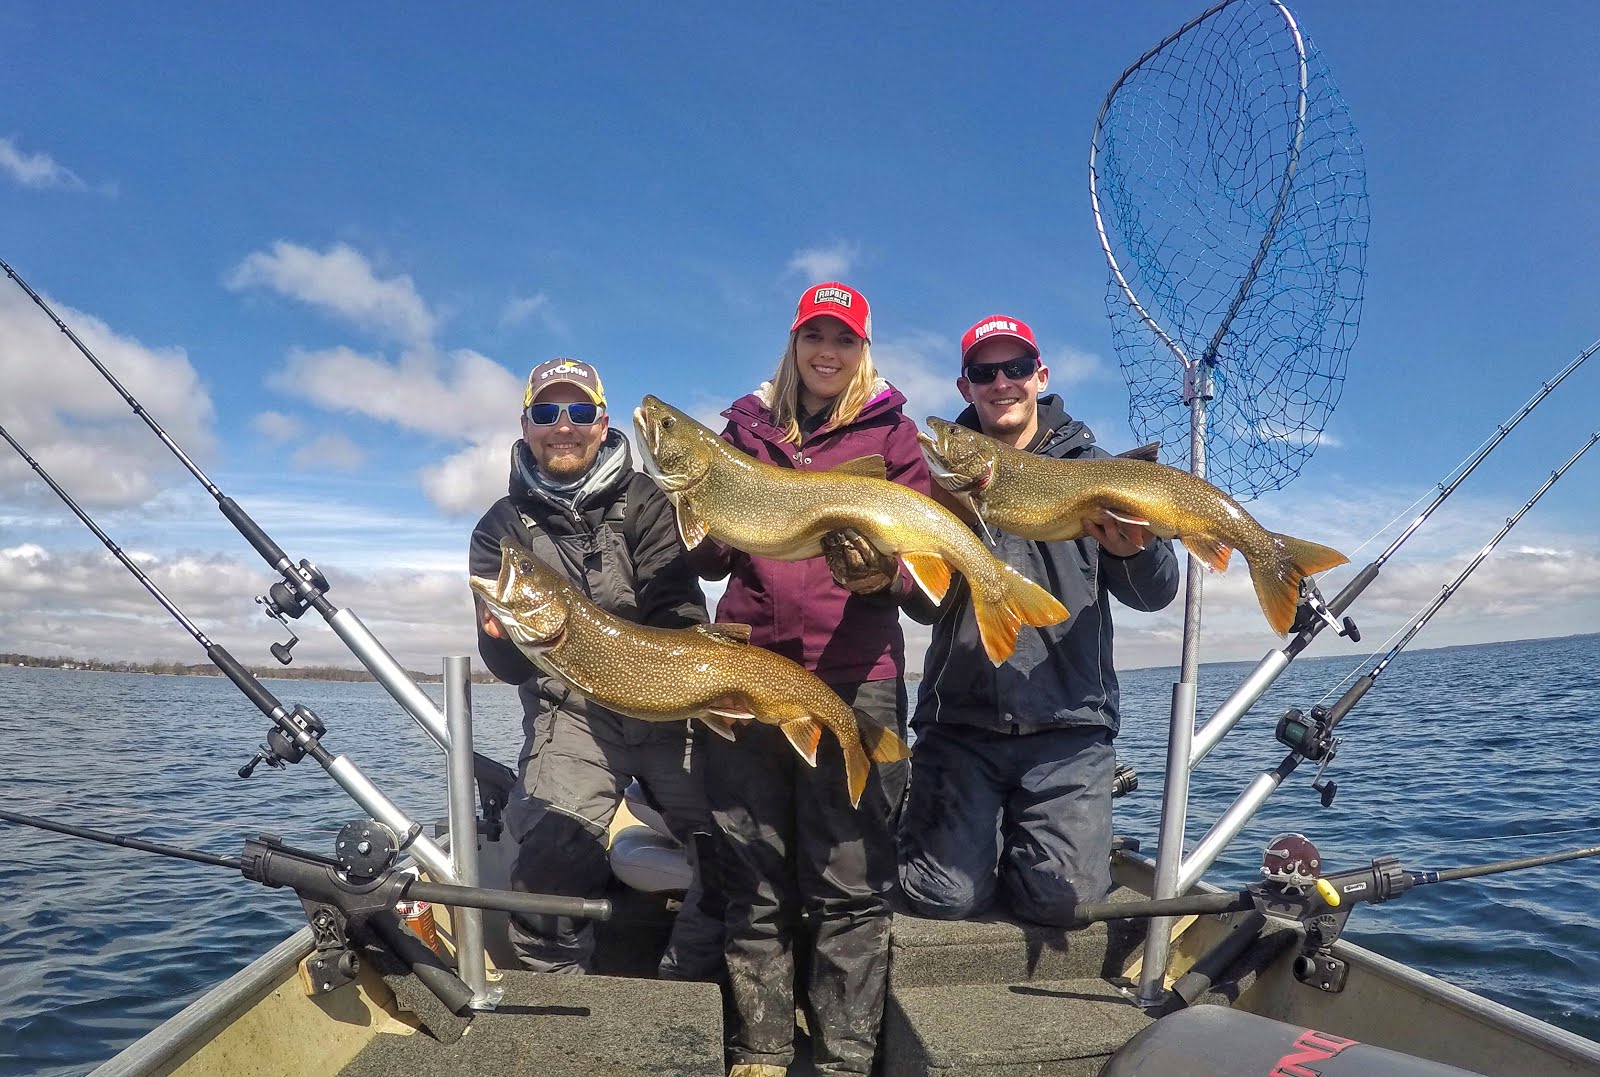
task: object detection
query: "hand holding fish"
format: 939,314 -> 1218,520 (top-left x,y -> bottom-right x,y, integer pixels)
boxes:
821,528 -> 900,595
1083,510 -> 1151,557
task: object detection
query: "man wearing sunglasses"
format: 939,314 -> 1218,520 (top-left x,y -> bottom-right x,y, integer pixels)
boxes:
469,357 -> 722,981
898,315 -> 1180,927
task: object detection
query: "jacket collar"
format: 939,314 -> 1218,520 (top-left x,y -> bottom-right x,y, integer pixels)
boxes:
726,377 -> 904,442
507,429 -> 634,513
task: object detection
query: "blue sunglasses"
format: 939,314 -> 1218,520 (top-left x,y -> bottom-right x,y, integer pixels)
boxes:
527,401 -> 602,426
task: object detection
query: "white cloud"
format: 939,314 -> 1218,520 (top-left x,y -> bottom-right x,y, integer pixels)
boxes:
292,433 -> 366,472
252,411 -> 301,443
1042,344 -> 1112,388
872,331 -> 964,422
225,242 -> 437,345
0,543 -> 479,670
786,242 -> 859,283
0,137 -> 86,191
420,438 -> 512,516
0,284 -> 215,508
500,292 -> 560,333
270,345 -> 522,442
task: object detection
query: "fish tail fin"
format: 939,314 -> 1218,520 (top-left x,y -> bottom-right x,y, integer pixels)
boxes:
780,717 -> 822,767
842,741 -> 871,808
901,551 -> 955,603
1252,533 -> 1351,636
854,710 -> 911,763
974,569 -> 1069,665
1182,533 -> 1234,573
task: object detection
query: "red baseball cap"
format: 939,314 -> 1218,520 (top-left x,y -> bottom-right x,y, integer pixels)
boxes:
960,315 -> 1039,367
791,281 -> 872,341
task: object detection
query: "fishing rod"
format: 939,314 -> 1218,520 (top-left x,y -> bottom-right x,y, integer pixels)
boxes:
0,256 -> 472,765
0,422 -> 462,885
1090,832 -> 1600,1007
0,805 -> 608,1015
1190,336 -> 1600,766
1178,430 -> 1600,892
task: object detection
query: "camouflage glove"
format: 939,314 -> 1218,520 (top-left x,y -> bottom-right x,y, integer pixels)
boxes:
821,528 -> 899,595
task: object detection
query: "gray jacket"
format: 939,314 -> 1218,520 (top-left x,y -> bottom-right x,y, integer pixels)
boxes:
469,433 -> 708,754
911,396 -> 1180,737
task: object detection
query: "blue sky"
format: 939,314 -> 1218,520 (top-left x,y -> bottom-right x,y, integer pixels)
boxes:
1,1 -> 1597,673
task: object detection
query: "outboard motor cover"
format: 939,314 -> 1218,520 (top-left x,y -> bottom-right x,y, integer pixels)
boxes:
1100,1005 -> 1484,1076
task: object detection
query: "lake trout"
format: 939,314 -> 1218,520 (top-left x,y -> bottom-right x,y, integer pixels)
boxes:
632,395 -> 1068,665
470,537 -> 909,807
917,416 -> 1348,636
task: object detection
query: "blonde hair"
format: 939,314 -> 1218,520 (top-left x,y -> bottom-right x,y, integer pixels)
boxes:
767,333 -> 879,445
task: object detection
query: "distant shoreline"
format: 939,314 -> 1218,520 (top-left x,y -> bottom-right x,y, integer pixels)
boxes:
0,653 -> 503,685
1120,629 -> 1600,673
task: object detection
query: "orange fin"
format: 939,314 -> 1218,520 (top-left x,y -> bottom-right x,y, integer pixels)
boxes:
901,552 -> 954,603
675,500 -> 710,551
780,717 -> 823,767
973,568 -> 1069,665
1250,533 -> 1351,636
696,712 -> 740,741
858,717 -> 911,764
1182,534 -> 1234,572
841,740 -> 871,809
692,622 -> 753,644
829,454 -> 888,480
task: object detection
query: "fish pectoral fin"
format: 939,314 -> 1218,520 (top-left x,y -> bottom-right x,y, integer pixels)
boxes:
704,692 -> 758,722
691,622 -> 753,644
900,551 -> 955,603
695,712 -> 741,741
1102,507 -> 1152,527
829,454 -> 888,480
780,718 -> 823,767
674,500 -> 711,550
1182,534 -> 1234,572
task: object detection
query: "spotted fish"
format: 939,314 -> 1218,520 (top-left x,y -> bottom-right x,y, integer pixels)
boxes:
470,538 -> 909,807
631,395 -> 1068,665
917,416 -> 1348,635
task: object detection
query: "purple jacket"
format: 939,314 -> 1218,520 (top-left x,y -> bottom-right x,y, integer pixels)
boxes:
691,381 -> 933,686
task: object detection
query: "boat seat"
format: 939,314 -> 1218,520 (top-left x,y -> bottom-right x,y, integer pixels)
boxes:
1100,1005 -> 1486,1076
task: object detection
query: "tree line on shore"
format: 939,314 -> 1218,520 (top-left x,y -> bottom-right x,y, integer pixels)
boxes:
0,652 -> 504,684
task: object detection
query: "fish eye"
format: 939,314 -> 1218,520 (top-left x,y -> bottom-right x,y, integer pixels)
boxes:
519,559 -> 533,572
661,416 -> 676,429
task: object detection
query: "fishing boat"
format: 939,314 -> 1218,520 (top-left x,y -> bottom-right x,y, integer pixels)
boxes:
6,1 -> 1600,1068
73,773 -> 1600,1077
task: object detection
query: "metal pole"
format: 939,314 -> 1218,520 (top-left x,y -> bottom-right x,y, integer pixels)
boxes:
444,657 -> 496,1010
1137,362 -> 1212,1007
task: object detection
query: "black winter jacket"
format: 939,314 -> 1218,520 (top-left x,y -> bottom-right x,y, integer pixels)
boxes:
911,395 -> 1180,737
468,433 -> 708,750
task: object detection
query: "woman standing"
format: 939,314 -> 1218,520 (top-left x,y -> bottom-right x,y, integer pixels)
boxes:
694,282 -> 929,1077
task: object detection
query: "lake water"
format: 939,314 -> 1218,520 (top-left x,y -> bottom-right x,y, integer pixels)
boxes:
2,632 -> 1598,1075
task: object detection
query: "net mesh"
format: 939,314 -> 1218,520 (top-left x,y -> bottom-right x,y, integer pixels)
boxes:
1093,0 -> 1368,499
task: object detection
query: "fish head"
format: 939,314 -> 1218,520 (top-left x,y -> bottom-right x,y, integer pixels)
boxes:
632,395 -> 718,494
468,538 -> 571,648
919,417 -> 998,497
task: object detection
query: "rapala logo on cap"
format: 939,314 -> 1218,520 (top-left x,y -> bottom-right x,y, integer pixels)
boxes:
813,286 -> 853,307
972,318 -> 1019,340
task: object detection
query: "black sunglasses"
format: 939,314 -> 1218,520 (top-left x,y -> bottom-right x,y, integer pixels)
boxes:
963,355 -> 1039,384
527,401 -> 602,426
